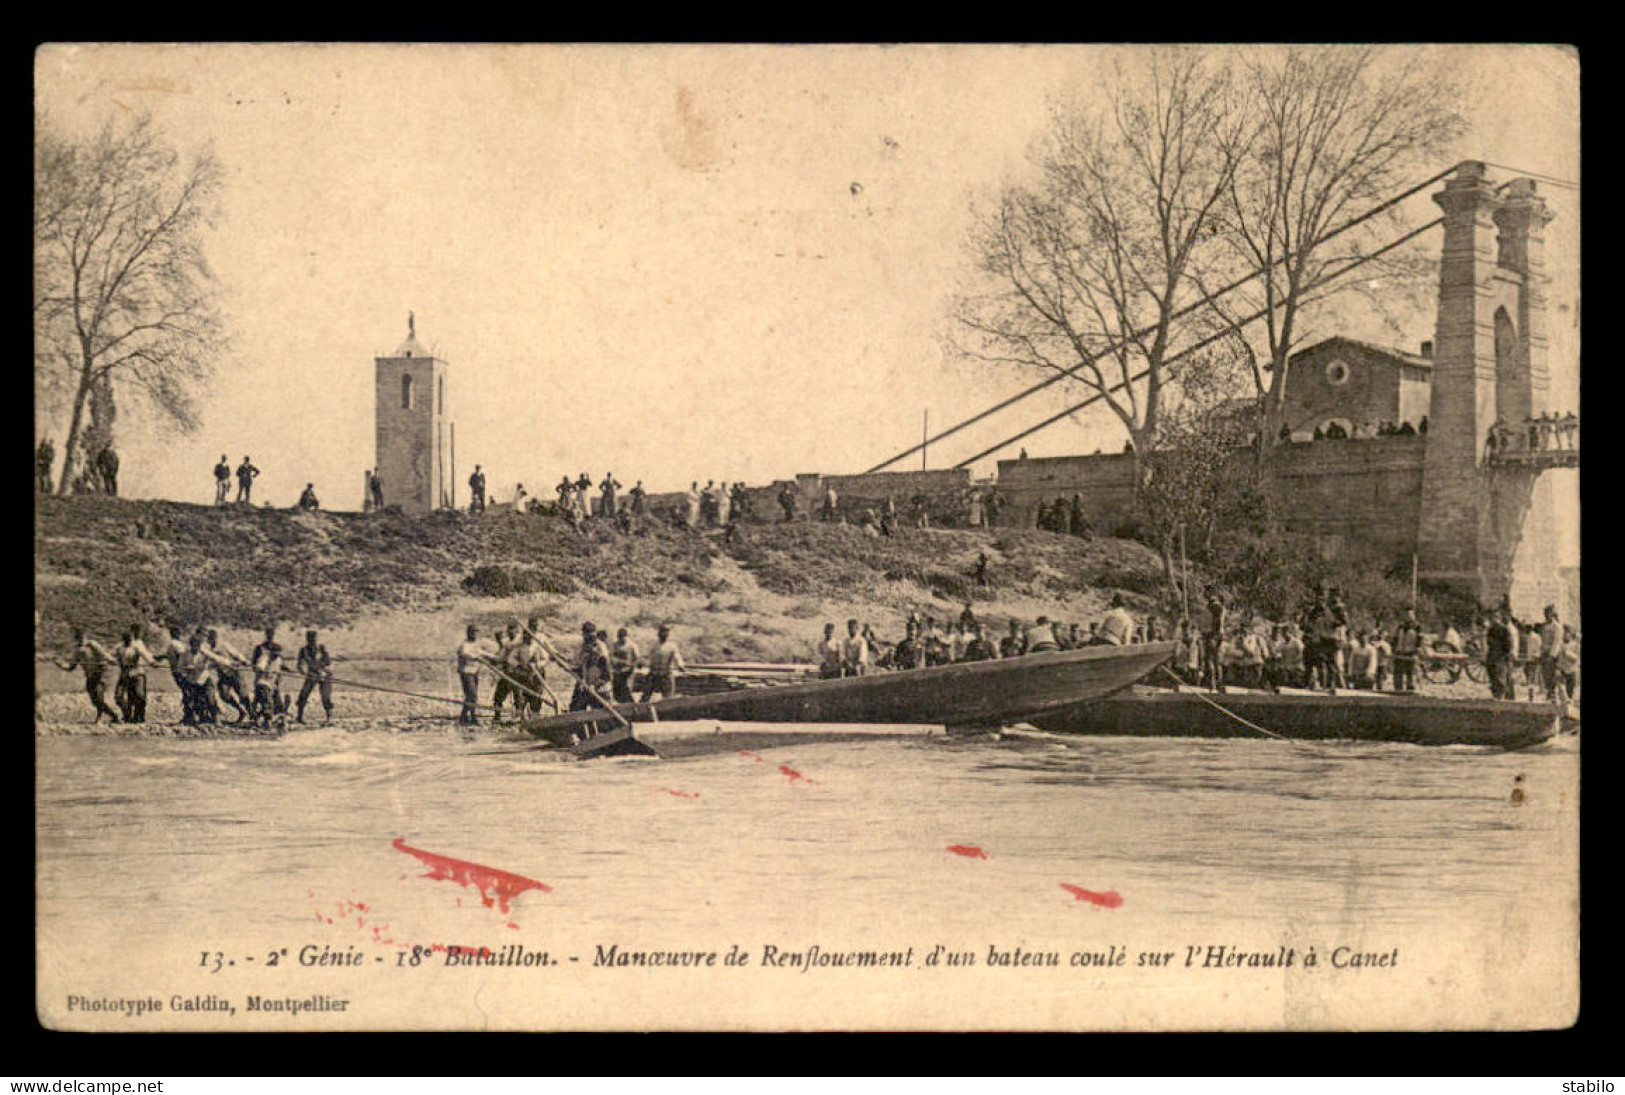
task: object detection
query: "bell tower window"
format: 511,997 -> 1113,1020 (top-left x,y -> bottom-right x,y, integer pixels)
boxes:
402,373 -> 415,410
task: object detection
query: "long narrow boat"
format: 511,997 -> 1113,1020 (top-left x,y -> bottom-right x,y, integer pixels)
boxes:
1031,686 -> 1570,751
522,641 -> 1177,754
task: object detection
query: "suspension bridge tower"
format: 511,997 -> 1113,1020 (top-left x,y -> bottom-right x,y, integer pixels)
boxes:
1417,161 -> 1576,616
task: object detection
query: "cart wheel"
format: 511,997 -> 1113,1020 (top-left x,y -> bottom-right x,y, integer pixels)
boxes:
1422,659 -> 1456,685
1462,660 -> 1487,684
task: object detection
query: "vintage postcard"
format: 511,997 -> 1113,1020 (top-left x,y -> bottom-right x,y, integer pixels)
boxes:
34,42 -> 1579,1032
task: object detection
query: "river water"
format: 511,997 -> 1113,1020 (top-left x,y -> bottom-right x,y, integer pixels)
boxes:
36,726 -> 1578,1031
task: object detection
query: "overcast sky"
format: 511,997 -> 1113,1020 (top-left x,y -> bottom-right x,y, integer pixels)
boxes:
35,44 -> 1579,509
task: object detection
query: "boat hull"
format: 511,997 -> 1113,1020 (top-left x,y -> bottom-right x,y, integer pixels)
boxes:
1032,688 -> 1563,750
523,642 -> 1177,748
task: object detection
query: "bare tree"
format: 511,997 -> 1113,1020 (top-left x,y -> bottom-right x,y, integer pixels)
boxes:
957,49 -> 1249,483
1200,46 -> 1466,449
34,113 -> 225,494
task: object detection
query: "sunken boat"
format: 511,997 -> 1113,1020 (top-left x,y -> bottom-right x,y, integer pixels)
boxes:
522,641 -> 1178,757
1030,686 -> 1570,751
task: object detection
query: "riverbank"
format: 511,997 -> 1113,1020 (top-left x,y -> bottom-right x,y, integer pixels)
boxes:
35,493 -> 1168,667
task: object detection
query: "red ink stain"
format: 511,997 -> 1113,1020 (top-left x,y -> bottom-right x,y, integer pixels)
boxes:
392,837 -> 551,915
660,788 -> 701,799
355,902 -> 369,912
507,922 -> 520,931
738,750 -> 764,763
1060,883 -> 1123,908
306,889 -> 315,899
325,916 -> 334,924
946,844 -> 989,860
779,764 -> 815,785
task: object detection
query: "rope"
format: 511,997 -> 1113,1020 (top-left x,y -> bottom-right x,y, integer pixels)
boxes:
1157,664 -> 1292,743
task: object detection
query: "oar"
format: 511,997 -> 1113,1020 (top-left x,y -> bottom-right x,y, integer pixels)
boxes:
515,623 -> 634,730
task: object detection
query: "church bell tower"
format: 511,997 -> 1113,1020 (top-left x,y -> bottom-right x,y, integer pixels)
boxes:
374,313 -> 451,513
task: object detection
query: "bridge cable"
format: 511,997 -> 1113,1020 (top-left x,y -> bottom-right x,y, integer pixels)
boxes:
950,216 -> 1444,468
864,167 -> 1456,474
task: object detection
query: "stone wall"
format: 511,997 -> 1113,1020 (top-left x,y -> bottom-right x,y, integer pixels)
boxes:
996,453 -> 1139,532
1265,436 -> 1426,562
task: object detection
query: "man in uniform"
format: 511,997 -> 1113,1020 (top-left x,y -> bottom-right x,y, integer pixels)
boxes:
96,445 -> 119,495
1392,610 -> 1422,694
295,629 -> 335,726
778,483 -> 797,523
251,627 -> 286,728
821,484 -> 839,523
1202,590 -> 1227,691
841,619 -> 871,677
571,622 -> 612,711
1484,607 -> 1517,701
1539,606 -> 1564,703
455,625 -> 488,724
893,622 -> 926,671
611,627 -> 640,704
817,623 -> 844,680
629,481 -> 648,517
488,622 -> 522,723
641,625 -> 686,703
298,483 -> 320,511
1000,619 -> 1026,659
369,469 -> 385,511
600,473 -> 622,519
37,438 -> 54,493
235,456 -> 260,504
114,625 -> 158,724
469,466 -> 487,513
59,628 -> 120,724
213,455 -> 231,506
207,628 -> 253,723
511,620 -> 552,715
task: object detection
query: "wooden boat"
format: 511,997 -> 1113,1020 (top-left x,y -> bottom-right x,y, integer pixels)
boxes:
1030,686 -> 1568,751
523,641 -> 1177,755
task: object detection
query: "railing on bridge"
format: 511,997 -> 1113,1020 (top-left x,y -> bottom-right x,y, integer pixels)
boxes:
1485,413 -> 1580,470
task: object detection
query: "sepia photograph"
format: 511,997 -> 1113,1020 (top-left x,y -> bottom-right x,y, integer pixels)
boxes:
33,42 -> 1579,1032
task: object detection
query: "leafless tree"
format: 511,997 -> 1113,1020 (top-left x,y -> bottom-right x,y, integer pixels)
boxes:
34,113 -> 225,494
1200,46 -> 1466,450
957,48 -> 1249,484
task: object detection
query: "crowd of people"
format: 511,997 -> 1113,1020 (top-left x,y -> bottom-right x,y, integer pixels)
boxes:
452,618 -> 687,724
1485,412 -> 1580,458
54,623 -> 335,730
1168,586 -> 1579,704
806,595 -> 1154,678
1294,417 -> 1428,442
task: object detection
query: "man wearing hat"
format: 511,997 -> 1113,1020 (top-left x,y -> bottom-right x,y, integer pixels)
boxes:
571,622 -> 612,711
295,629 -> 335,725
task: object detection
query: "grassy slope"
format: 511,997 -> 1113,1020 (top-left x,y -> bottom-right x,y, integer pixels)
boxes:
34,496 -> 1169,666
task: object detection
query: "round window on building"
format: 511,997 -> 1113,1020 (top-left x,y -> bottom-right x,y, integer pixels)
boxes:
1325,359 -> 1351,387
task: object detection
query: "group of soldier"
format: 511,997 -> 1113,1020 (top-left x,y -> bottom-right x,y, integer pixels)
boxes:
1172,587 -> 1579,703
36,438 -> 119,496
1485,412 -> 1580,457
54,624 -> 335,730
1300,417 -> 1428,442
212,455 -> 263,506
452,618 -> 688,724
812,595 -> 1151,678
1035,493 -> 1093,536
